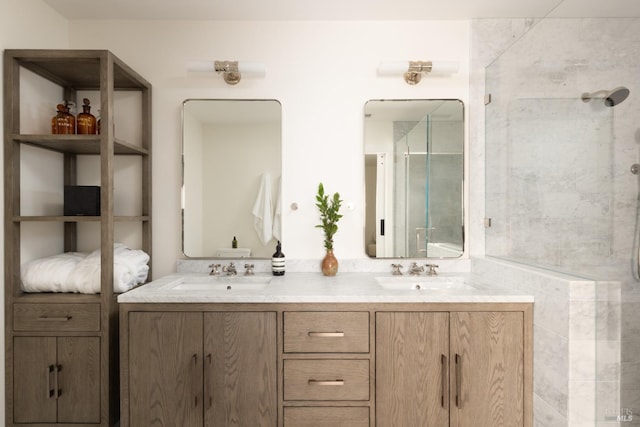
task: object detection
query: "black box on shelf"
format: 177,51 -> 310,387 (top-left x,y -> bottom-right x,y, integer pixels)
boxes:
64,186 -> 101,216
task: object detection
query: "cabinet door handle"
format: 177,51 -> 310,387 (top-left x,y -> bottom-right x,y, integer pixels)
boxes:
55,364 -> 62,399
308,379 -> 345,386
455,353 -> 462,408
308,331 -> 345,337
191,354 -> 199,408
38,316 -> 72,322
441,354 -> 447,408
205,354 -> 213,410
47,365 -> 56,398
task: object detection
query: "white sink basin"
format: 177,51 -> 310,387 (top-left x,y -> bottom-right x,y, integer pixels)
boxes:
375,276 -> 474,291
167,275 -> 271,291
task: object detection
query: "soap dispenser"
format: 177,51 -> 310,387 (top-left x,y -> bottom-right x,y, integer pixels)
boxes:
272,241 -> 285,276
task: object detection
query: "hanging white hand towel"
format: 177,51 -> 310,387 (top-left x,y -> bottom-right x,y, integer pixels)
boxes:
272,176 -> 282,241
252,172 -> 274,245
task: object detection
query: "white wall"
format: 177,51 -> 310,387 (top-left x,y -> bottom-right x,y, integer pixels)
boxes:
1,14 -> 471,421
66,20 -> 471,278
1,0 -> 72,420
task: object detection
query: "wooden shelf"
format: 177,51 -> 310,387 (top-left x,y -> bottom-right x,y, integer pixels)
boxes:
13,215 -> 150,222
11,49 -> 150,90
13,134 -> 148,155
13,292 -> 102,304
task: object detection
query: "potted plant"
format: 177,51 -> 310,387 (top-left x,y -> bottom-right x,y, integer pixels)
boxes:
315,182 -> 343,276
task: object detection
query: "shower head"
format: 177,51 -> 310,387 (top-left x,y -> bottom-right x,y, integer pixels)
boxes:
581,86 -> 630,107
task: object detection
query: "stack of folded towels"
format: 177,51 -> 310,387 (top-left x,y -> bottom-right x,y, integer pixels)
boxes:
21,243 -> 150,294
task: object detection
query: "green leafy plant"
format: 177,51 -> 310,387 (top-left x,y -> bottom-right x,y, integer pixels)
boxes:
315,183 -> 343,250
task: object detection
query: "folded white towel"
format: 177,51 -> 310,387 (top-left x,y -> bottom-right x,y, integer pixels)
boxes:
252,172 -> 274,245
21,243 -> 150,294
67,244 -> 150,293
20,252 -> 86,293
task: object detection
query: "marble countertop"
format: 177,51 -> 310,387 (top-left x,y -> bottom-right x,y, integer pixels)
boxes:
117,272 -> 534,303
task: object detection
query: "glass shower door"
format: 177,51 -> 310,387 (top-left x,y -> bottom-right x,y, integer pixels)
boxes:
393,115 -> 430,258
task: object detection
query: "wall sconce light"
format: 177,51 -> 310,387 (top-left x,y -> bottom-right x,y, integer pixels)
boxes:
187,60 -> 266,85
378,61 -> 459,85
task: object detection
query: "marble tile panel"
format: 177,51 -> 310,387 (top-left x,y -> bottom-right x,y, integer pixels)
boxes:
535,325 -> 570,416
534,394 -> 568,427
569,380 -> 596,425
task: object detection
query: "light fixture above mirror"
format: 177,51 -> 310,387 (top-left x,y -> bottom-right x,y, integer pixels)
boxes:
187,60 -> 266,85
378,61 -> 459,85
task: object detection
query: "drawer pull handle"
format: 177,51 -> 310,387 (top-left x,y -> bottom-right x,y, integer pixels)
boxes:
38,316 -> 72,322
308,379 -> 345,386
308,331 -> 345,337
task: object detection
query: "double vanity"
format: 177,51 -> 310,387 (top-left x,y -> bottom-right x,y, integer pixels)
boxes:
118,271 -> 533,427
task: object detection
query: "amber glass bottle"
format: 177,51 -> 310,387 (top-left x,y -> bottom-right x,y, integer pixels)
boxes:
51,103 -> 75,134
77,98 -> 97,134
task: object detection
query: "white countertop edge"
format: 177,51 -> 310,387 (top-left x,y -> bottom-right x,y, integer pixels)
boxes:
118,272 -> 534,304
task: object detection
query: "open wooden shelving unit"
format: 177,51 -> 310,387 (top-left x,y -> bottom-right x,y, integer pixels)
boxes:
3,49 -> 152,426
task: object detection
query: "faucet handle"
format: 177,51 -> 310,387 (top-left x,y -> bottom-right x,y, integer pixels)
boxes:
425,263 -> 439,276
391,263 -> 403,275
244,264 -> 255,276
409,262 -> 424,276
209,263 -> 221,276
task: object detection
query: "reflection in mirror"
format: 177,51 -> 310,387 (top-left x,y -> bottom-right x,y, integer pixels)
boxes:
364,99 -> 464,258
182,99 -> 282,258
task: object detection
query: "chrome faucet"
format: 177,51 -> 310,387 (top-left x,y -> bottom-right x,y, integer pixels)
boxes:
409,262 -> 424,276
222,262 -> 237,276
209,263 -> 221,276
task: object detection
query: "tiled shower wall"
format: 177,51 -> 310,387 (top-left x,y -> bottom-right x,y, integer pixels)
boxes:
473,257 -> 621,427
473,17 -> 640,426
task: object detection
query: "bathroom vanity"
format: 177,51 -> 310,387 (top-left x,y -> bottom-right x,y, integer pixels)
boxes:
118,273 -> 533,427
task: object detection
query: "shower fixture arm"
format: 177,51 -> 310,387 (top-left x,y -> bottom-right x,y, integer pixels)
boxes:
581,90 -> 609,102
581,86 -> 630,107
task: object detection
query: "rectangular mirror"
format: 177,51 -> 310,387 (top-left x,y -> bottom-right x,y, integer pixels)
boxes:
364,99 -> 464,258
182,99 -> 282,258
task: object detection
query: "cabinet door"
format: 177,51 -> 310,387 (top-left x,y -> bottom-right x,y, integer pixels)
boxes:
129,312 -> 204,427
450,312 -> 524,427
57,337 -> 101,423
376,312 -> 449,427
13,337 -> 57,423
204,312 -> 277,427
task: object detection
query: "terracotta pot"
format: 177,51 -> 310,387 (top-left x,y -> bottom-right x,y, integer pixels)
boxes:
321,249 -> 339,276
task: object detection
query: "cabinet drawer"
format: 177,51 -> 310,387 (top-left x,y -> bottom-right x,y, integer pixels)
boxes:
284,407 -> 369,426
284,359 -> 369,401
284,312 -> 369,353
14,303 -> 101,332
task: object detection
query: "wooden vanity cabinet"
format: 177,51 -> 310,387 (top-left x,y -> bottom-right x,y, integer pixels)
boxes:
376,309 -> 528,427
376,312 -> 450,426
282,311 -> 372,426
120,303 -> 532,427
124,310 -> 277,427
13,336 -> 101,424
